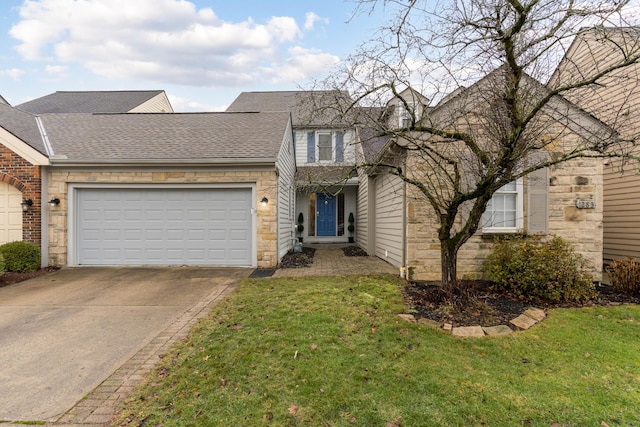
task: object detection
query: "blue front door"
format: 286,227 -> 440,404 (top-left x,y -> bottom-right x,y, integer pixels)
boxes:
316,193 -> 336,236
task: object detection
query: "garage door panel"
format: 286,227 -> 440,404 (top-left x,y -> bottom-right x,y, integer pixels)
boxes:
77,188 -> 253,266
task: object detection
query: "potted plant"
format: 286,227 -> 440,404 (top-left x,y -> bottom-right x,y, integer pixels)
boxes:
297,212 -> 304,243
347,212 -> 355,243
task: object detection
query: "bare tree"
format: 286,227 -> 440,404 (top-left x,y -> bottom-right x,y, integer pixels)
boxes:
322,0 -> 640,290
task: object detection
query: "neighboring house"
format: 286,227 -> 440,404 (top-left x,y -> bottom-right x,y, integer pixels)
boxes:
0,104 -> 48,248
549,27 -> 640,266
0,92 -> 295,268
227,91 -> 360,244
357,72 -> 610,281
16,90 -> 173,113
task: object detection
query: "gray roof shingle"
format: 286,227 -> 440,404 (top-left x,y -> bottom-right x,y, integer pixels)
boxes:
39,111 -> 291,162
226,91 -> 354,127
0,103 -> 47,155
17,90 -> 165,114
295,165 -> 356,184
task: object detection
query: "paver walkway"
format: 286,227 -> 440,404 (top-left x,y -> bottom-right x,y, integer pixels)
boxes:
272,245 -> 398,277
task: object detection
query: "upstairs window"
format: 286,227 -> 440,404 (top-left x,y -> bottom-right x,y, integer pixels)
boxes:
318,132 -> 332,161
306,130 -> 345,163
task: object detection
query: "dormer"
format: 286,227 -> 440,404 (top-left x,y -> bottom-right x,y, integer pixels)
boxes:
384,87 -> 430,129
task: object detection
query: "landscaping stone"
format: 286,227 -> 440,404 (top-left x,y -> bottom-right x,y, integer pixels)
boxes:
510,313 -> 538,330
523,307 -> 546,321
482,325 -> 513,336
398,314 -> 416,323
451,325 -> 485,337
442,323 -> 453,331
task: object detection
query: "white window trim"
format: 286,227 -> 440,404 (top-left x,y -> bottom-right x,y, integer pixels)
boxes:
317,131 -> 333,162
482,178 -> 524,233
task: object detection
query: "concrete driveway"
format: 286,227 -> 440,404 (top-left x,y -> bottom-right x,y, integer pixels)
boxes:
0,266 -> 250,423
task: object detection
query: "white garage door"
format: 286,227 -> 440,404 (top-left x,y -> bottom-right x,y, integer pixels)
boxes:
0,182 -> 22,244
77,188 -> 253,266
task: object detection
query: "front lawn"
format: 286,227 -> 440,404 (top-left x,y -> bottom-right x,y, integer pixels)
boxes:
116,275 -> 640,426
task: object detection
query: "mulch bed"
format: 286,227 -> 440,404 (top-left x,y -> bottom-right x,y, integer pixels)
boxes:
342,246 -> 368,257
279,247 -> 316,268
0,266 -> 60,288
403,280 -> 640,328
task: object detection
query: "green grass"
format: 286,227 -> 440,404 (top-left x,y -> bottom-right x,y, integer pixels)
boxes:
116,275 -> 640,426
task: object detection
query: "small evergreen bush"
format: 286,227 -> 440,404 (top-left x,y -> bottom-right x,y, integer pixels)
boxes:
606,257 -> 640,296
486,235 -> 596,302
0,253 -> 5,275
0,241 -> 40,273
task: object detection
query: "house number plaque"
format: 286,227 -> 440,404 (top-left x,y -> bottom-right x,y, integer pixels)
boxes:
575,200 -> 595,209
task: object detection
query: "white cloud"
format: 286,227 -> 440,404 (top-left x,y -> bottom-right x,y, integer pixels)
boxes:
278,46 -> 340,82
0,68 -> 26,80
304,12 -> 328,31
9,0 -> 336,87
44,64 -> 68,75
167,94 -> 224,112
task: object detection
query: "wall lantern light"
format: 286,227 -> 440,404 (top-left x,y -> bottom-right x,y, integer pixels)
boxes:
49,198 -> 60,208
21,199 -> 33,212
261,197 -> 269,207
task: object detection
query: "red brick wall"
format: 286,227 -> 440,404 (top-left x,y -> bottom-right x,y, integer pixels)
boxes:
0,145 -> 41,246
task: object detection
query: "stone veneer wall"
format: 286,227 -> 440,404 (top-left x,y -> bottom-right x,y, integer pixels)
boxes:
0,145 -> 41,245
405,155 -> 604,281
47,169 -> 278,267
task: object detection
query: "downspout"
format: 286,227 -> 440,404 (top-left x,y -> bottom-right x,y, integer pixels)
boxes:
401,174 -> 409,279
35,116 -> 53,268
40,166 -> 49,268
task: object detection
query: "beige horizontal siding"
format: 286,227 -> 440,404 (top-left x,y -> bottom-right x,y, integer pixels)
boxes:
374,173 -> 404,267
356,167 -> 369,252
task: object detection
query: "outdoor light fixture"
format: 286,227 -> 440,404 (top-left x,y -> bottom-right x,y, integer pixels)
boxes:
261,197 -> 269,207
21,199 -> 33,212
49,198 -> 60,208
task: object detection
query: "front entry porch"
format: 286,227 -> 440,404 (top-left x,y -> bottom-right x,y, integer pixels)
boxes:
295,186 -> 357,244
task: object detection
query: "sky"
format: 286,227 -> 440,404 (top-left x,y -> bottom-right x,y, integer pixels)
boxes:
0,0 -> 387,111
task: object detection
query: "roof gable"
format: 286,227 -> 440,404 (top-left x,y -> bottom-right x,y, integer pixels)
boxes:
428,67 -> 614,140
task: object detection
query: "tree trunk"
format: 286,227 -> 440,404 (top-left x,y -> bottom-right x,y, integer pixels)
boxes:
440,240 -> 458,295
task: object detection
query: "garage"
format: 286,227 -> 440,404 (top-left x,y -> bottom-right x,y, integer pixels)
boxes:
75,187 -> 253,266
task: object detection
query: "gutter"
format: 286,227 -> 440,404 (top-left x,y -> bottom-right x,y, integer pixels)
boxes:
47,157 -> 279,168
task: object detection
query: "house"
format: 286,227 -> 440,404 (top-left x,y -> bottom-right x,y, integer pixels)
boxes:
356,71 -> 611,281
549,27 -> 640,266
0,92 -> 295,268
227,91 -> 360,244
0,79 -> 611,278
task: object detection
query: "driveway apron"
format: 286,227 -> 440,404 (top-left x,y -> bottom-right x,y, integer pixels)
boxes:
0,266 -> 249,423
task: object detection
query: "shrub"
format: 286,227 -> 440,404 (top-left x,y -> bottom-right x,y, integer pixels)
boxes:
486,235 -> 596,303
0,253 -> 5,276
0,241 -> 40,273
607,257 -> 640,296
